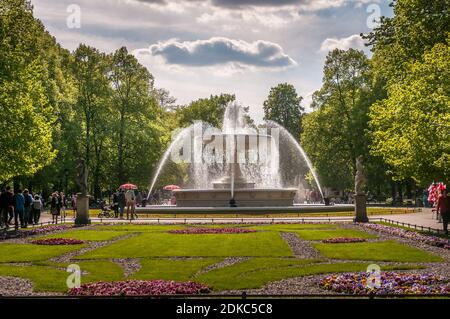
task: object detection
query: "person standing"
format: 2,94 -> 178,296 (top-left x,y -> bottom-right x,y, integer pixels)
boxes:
71,194 -> 77,217
50,192 -> 60,224
23,189 -> 33,226
13,189 -> 25,229
436,190 -> 450,235
31,194 -> 43,225
118,189 -> 126,219
125,189 -> 136,220
60,192 -> 67,218
0,188 -> 8,229
112,190 -> 119,218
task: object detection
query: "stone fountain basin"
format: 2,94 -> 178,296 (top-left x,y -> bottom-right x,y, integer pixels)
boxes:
172,188 -> 297,207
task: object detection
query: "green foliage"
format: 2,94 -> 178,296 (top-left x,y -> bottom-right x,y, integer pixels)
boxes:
293,229 -> 376,240
263,83 -> 304,138
369,40 -> 450,184
176,94 -> 236,128
300,49 -> 381,189
0,0 -> 58,183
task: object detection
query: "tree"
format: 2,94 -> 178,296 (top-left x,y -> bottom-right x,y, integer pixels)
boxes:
263,83 -> 304,139
71,44 -> 112,196
0,0 -> 57,184
363,0 -> 450,83
300,49 -> 379,190
369,39 -> 450,185
177,94 -> 235,128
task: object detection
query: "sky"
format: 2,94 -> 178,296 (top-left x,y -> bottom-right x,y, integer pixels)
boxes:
31,0 -> 393,122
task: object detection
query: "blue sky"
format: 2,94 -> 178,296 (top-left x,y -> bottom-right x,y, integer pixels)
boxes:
31,0 -> 393,122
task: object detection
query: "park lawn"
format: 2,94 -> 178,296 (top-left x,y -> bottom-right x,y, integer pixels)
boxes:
0,264 -> 70,292
76,231 -> 292,259
94,224 -> 185,232
0,243 -> 85,263
196,257 -> 422,291
293,229 -> 376,240
38,230 -> 128,241
131,258 -> 222,281
251,223 -> 339,231
313,241 -> 444,262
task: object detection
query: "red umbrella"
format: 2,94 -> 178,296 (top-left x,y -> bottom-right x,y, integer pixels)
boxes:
119,183 -> 138,190
163,185 -> 181,191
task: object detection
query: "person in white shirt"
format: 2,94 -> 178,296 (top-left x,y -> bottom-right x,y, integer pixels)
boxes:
125,189 -> 136,220
31,195 -> 43,225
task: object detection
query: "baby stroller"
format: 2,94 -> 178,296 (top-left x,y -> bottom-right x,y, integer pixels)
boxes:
98,200 -> 114,218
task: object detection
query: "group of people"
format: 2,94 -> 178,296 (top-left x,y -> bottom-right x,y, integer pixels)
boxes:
427,182 -> 450,235
111,189 -> 140,220
0,187 -> 44,230
49,191 -> 68,224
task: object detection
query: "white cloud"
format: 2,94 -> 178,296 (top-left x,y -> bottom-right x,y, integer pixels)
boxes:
135,37 -> 297,70
319,34 -> 365,52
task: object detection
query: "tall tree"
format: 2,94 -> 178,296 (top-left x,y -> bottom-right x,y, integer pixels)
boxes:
0,0 -> 57,183
263,83 -> 304,139
109,47 -> 165,187
369,39 -> 450,185
300,49 -> 378,190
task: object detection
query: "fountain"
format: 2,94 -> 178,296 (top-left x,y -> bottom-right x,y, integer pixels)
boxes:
147,102 -> 323,207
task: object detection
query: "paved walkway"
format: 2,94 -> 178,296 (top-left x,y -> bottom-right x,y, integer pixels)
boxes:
33,208 -> 444,232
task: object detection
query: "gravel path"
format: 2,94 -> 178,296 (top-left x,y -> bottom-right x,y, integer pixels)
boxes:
195,257 -> 249,276
112,258 -> 141,277
0,276 -> 64,297
280,232 -> 322,259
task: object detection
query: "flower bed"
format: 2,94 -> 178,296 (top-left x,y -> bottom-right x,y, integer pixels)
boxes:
0,224 -> 73,241
31,238 -> 85,245
320,272 -> 450,295
322,237 -> 367,244
359,223 -> 450,250
68,280 -> 210,296
168,227 -> 257,234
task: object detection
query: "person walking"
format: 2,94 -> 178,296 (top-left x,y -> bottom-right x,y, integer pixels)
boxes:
118,189 -> 126,219
125,189 -> 136,220
71,194 -> 77,217
5,186 -> 14,226
436,190 -> 450,236
31,194 -> 43,225
0,188 -> 8,229
13,189 -> 25,229
23,189 -> 33,226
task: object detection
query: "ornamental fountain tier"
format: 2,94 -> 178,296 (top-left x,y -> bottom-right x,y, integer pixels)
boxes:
147,102 -> 322,207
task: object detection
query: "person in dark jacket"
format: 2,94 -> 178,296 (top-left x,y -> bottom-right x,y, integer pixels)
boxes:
14,189 -> 25,229
112,191 -> 119,218
436,190 -> 450,236
0,188 -> 8,229
117,189 -> 126,219
23,189 -> 33,226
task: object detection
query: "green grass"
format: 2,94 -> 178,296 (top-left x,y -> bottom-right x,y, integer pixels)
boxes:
0,264 -> 70,292
252,223 -> 339,231
76,231 -> 292,259
131,258 -> 221,281
38,230 -> 128,241
313,241 -> 444,262
196,257 -> 422,291
294,229 -> 376,240
0,243 -> 84,263
94,224 -> 185,232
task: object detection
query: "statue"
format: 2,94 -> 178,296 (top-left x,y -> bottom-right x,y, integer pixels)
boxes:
355,155 -> 366,195
76,159 -> 88,196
